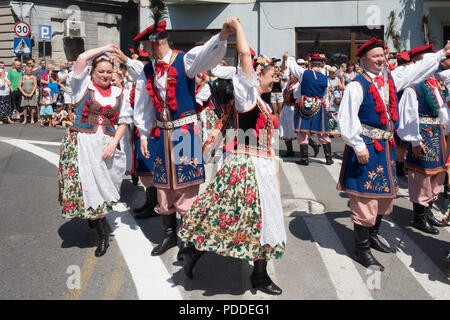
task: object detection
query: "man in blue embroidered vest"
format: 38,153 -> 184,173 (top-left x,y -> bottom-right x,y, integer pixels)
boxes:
398,45 -> 450,235
282,52 -> 333,166
337,38 -> 450,271
133,19 -> 233,257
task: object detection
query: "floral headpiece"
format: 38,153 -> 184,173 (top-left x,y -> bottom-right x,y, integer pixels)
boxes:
94,54 -> 114,65
114,67 -> 126,79
254,54 -> 272,76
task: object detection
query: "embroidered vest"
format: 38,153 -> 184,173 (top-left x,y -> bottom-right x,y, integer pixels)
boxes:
70,88 -> 123,136
144,52 -> 196,120
353,73 -> 399,132
300,70 -> 328,98
413,76 -> 446,118
233,99 -> 273,158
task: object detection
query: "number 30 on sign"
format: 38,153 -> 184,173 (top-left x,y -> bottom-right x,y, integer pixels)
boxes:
14,21 -> 31,38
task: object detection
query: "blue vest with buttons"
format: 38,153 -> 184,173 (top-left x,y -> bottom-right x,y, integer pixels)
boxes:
338,72 -> 399,198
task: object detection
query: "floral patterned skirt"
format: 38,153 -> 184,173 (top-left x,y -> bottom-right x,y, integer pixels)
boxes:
58,130 -> 115,219
178,152 -> 284,261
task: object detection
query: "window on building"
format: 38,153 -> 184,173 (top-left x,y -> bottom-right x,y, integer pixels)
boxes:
38,41 -> 52,58
167,30 -> 237,66
296,26 -> 384,66
444,25 -> 450,47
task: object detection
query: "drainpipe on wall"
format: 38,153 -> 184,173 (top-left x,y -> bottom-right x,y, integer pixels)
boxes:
140,0 -> 151,32
257,0 -> 260,55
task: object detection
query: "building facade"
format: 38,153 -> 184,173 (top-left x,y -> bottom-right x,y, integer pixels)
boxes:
140,0 -> 450,66
0,0 -> 138,66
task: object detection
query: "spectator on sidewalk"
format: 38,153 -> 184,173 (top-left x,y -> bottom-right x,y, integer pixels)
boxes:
39,87 -> 53,127
52,102 -> 72,128
18,65 -> 37,124
7,60 -> 23,121
0,68 -> 13,124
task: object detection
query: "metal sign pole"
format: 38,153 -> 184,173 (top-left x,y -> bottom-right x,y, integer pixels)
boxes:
43,40 -> 45,58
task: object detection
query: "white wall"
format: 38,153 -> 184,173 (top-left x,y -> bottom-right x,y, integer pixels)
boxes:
165,0 -> 448,62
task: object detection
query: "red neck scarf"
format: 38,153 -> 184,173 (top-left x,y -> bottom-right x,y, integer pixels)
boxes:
92,81 -> 111,97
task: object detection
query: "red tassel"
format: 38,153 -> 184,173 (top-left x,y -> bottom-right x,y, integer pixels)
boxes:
150,127 -> 156,138
374,139 -> 384,152
193,124 -> 200,135
180,125 -> 189,135
154,127 -> 161,138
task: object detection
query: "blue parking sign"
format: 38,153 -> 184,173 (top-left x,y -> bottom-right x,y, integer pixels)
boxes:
38,25 -> 52,41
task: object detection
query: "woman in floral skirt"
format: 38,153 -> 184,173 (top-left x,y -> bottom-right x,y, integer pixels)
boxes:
58,44 -> 129,257
179,17 -> 287,295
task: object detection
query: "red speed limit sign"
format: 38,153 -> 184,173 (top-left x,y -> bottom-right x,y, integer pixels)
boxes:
14,21 -> 31,38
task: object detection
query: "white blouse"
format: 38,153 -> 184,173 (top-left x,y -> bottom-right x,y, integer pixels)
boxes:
71,66 -> 130,126
337,50 -> 446,153
0,78 -> 10,96
134,34 -> 228,139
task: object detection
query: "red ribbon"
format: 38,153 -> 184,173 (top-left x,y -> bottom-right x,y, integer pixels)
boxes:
374,76 -> 384,88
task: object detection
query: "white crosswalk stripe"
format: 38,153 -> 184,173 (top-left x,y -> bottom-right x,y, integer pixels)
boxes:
280,161 -> 374,300
308,156 -> 450,299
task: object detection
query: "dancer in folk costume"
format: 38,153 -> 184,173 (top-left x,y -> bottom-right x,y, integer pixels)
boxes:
282,52 -> 333,166
58,44 -> 129,257
178,17 -> 286,295
195,72 -> 220,144
393,51 -> 413,177
397,45 -> 450,235
337,38 -> 450,271
133,5 -> 232,257
111,47 -> 160,219
279,71 -> 299,157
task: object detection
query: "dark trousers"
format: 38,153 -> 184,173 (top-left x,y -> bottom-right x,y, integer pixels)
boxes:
10,90 -> 22,113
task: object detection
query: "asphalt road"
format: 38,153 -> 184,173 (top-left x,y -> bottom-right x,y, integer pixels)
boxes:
1,122 -> 450,301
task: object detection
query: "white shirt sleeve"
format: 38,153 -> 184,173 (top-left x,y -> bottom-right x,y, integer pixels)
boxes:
133,71 -> 155,140
184,34 -> 228,79
286,57 -> 306,83
337,81 -> 366,153
210,65 -> 236,80
232,67 -> 259,113
397,88 -> 422,146
126,59 -> 145,82
70,67 -> 90,103
118,88 -> 134,125
392,50 -> 446,91
196,84 -> 211,105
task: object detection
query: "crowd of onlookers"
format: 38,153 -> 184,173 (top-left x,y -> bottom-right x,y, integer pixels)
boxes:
260,55 -> 364,118
0,58 -> 74,128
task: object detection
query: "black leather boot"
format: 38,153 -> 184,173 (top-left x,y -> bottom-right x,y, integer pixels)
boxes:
94,218 -> 110,257
323,143 -> 334,165
177,241 -> 192,260
131,173 -> 139,186
396,161 -> 407,177
87,219 -> 95,229
426,201 -> 446,227
135,187 -> 158,219
250,260 -> 282,295
180,244 -> 204,279
354,223 -> 385,271
296,144 -> 309,166
134,188 -> 151,213
413,203 -> 439,235
151,214 -> 178,256
282,140 -> 295,158
369,215 -> 392,253
308,138 -> 321,157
